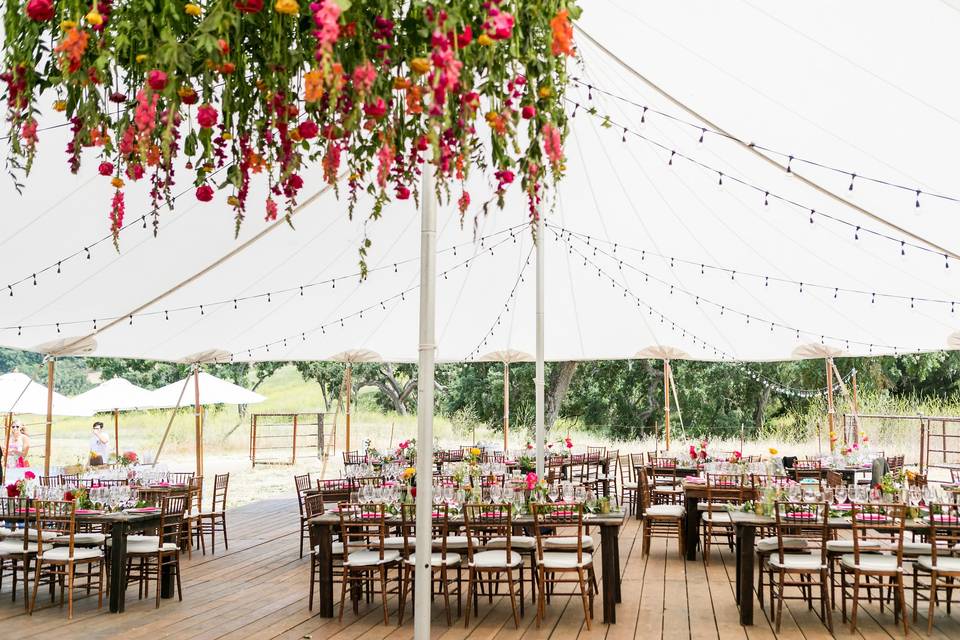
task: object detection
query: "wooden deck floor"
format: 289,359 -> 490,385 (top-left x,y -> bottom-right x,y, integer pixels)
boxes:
2,498 -> 960,639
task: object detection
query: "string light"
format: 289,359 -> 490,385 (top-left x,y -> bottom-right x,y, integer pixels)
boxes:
465,250 -> 534,360
571,76 -> 960,208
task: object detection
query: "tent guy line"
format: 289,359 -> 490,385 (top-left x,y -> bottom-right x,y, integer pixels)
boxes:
568,76 -> 960,207
575,23 -> 960,263
0,224 -> 527,337
570,98 -> 955,267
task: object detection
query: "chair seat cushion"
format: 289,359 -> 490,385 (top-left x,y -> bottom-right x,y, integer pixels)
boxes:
344,549 -> 400,567
127,542 -> 179,554
653,486 -> 683,494
840,553 -> 901,573
756,536 -> 807,553
199,510 -> 224,517
107,534 -> 159,547
768,554 -> 824,571
622,482 -> 638,490
646,504 -> 684,518
0,540 -> 40,555
406,552 -> 461,567
0,527 -> 12,537
826,539 -> 882,553
893,542 -> 951,556
436,535 -> 480,550
42,546 -> 103,562
470,550 -> 522,568
701,511 -> 731,523
540,551 -> 592,569
917,555 -> 960,573
383,536 -> 411,550
486,535 -> 536,550
544,536 -> 595,550
52,533 -> 106,546
6,529 -> 59,542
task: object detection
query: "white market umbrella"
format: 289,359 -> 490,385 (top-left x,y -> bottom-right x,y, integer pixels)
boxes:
329,349 -> 383,453
479,350 -> 534,451
73,378 -> 164,458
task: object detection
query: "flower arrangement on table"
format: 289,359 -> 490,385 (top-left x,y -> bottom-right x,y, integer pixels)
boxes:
63,486 -> 93,509
688,441 -> 710,464
2,0 -> 580,269
395,438 -> 416,464
5,470 -> 36,497
114,450 -> 139,467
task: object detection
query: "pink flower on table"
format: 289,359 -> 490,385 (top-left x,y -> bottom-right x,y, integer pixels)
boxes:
398,440 -> 409,450
565,437 -> 573,449
351,60 -> 377,93
525,472 -> 538,490
24,471 -> 35,480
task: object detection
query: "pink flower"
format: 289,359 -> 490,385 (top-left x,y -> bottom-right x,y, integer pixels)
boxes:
395,185 -> 410,200
234,0 -> 264,12
134,89 -> 158,134
485,8 -> 514,40
542,123 -> 563,168
565,437 -> 573,449
264,197 -> 278,221
24,471 -> 35,480
147,70 -> 168,91
126,163 -> 144,180
15,456 -> 27,468
195,185 -> 214,202
25,0 -> 55,22
351,60 -> 377,92
521,105 -> 536,120
398,440 -> 409,450
197,104 -> 218,128
525,472 -> 538,490
98,161 -> 114,176
363,97 -> 387,120
310,0 -> 341,50
20,118 -> 38,144
6,483 -> 19,497
376,141 -> 393,188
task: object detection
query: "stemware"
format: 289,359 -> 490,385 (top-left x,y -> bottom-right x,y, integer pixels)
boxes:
834,486 -> 848,505
547,482 -> 559,503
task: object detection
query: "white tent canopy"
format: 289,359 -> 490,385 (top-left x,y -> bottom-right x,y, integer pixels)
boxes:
0,372 -> 93,416
72,377 -> 165,413
150,372 -> 266,407
1,2 -> 960,365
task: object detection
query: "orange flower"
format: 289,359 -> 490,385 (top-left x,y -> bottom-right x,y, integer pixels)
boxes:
304,69 -> 323,102
405,84 -> 423,114
55,27 -> 90,74
550,10 -> 575,57
410,58 -> 430,75
393,76 -> 411,90
145,144 -> 161,166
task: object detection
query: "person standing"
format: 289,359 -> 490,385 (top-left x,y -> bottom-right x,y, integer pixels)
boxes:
89,421 -> 110,466
8,420 -> 30,461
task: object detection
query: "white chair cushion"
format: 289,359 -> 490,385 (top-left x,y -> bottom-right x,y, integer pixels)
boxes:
826,539 -> 882,553
406,552 -> 461,566
383,536 -> 411,550
6,529 -> 59,541
344,549 -> 400,567
0,526 -> 12,537
42,546 -> 103,562
917,555 -> 960,573
540,551 -> 592,569
0,540 -> 40,554
312,542 -> 345,555
756,536 -> 808,553
486,535 -> 536,550
701,511 -> 731,523
544,536 -> 595,550
470,550 -> 522,568
892,541 -> 951,555
840,553 -> 902,573
646,505 -> 684,518
768,554 -> 825,571
653,486 -> 683,494
127,541 -> 179,554
436,535 -> 480,550
106,534 -> 159,547
622,482 -> 638,489
52,533 -> 106,546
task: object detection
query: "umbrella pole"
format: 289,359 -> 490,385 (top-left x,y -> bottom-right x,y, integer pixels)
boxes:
663,359 -> 671,452
503,363 -> 510,452
3,413 -> 11,475
114,409 -> 119,459
826,358 -> 835,454
413,168 -> 437,640
850,369 -> 860,446
44,358 -> 55,475
345,363 -> 352,452
194,364 -> 203,477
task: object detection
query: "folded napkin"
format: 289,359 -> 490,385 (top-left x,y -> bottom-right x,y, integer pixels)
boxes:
833,503 -> 853,510
856,513 -> 889,522
127,507 -> 160,513
784,512 -> 815,520
685,477 -> 705,484
929,514 -> 959,524
75,509 -> 103,515
150,482 -> 171,487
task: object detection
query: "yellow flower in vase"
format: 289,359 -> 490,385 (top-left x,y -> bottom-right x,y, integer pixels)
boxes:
470,447 -> 481,457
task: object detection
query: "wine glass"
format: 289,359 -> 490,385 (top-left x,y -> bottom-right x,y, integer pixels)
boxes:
548,482 -> 559,503
490,484 -> 503,503
834,486 -> 848,506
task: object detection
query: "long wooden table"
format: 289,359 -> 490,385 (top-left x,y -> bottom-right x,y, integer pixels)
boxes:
309,510 -> 626,623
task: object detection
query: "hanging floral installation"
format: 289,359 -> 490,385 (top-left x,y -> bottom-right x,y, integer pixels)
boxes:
2,0 -> 580,273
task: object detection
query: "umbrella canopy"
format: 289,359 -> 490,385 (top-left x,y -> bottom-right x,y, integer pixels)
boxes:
478,349 -> 535,364
150,371 -> 266,407
72,377 -> 164,413
0,372 -> 93,416
635,345 -> 691,360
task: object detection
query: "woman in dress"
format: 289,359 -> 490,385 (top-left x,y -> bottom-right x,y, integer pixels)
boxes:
8,420 -> 30,461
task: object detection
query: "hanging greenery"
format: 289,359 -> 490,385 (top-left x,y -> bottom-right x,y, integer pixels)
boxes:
2,0 -> 579,272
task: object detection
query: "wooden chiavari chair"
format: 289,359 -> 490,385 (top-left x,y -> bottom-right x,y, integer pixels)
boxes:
39,475 -> 61,487
532,502 -> 596,629
397,503 -> 462,626
638,468 -> 684,557
750,474 -> 808,613
839,503 -> 909,634
649,457 -> 683,505
586,445 -> 606,457
793,459 -> 825,483
766,500 -> 832,633
950,468 -> 960,484
198,472 -> 229,554
182,475 -> 203,558
60,474 -> 79,485
621,454 -> 640,516
912,502 -> 960,634
0,496 -> 36,608
294,473 -> 313,558
343,450 -> 365,465
463,503 -> 524,628
701,473 -> 748,564
306,493 -> 342,611
604,449 -> 619,498
29,499 -> 104,619
125,495 -> 187,608
337,503 -> 400,625
167,471 -> 195,485
885,455 -> 905,475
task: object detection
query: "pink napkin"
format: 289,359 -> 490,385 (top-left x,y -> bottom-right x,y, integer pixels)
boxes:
857,513 -> 889,522
552,510 -> 574,517
833,503 -> 853,510
150,482 -> 171,488
784,512 -> 815,520
128,507 -> 160,513
75,509 -> 103,515
360,513 -> 380,520
930,514 -> 959,523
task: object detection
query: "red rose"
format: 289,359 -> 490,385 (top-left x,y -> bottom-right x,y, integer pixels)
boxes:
287,174 -> 303,190
63,491 -> 74,502
234,0 -> 263,12
197,104 -> 218,128
297,120 -> 319,139
98,161 -> 114,176
126,163 -> 144,180
395,185 -> 410,200
147,70 -> 168,91
25,0 -> 55,21
195,185 -> 214,202
363,97 -> 387,120
521,105 -> 536,119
